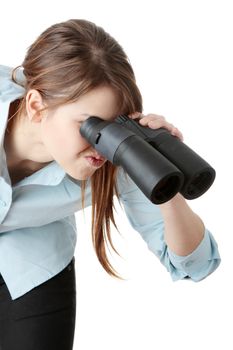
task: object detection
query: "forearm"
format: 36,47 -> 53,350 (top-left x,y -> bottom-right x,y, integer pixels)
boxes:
159,193 -> 205,256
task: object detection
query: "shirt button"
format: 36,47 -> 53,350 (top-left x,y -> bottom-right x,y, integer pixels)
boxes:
185,260 -> 194,267
0,199 -> 7,207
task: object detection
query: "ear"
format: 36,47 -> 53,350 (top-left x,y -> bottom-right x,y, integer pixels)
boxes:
25,89 -> 47,123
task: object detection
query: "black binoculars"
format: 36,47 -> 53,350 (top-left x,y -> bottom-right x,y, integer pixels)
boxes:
80,114 -> 215,205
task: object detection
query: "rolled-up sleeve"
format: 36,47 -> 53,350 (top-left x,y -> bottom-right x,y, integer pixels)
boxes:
116,167 -> 221,281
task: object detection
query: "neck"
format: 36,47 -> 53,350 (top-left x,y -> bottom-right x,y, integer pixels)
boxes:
4,109 -> 53,171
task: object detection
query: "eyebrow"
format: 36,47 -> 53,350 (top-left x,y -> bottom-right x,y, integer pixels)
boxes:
80,113 -> 90,119
80,113 -> 117,121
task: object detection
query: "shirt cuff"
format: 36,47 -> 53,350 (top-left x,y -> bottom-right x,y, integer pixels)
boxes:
167,228 -> 217,276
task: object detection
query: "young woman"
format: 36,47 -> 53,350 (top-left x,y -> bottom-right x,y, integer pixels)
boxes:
0,19 -> 221,350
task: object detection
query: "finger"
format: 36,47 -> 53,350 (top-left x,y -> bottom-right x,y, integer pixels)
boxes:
171,127 -> 184,141
147,119 -> 173,130
139,116 -> 165,125
144,119 -> 184,142
147,114 -> 165,120
128,113 -> 184,141
128,112 -> 143,119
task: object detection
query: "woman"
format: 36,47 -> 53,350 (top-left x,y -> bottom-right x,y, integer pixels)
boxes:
0,19 -> 221,350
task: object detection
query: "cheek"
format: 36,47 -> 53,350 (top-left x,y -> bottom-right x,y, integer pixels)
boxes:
55,131 -> 90,159
41,119 -> 90,158
41,122 -> 72,155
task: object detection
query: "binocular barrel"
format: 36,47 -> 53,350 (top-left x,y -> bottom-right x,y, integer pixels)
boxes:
80,115 -> 215,204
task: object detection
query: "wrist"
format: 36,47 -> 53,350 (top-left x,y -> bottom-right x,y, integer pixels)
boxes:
158,192 -> 185,210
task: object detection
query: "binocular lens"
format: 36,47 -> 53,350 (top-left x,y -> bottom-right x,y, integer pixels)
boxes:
152,175 -> 181,203
185,170 -> 214,199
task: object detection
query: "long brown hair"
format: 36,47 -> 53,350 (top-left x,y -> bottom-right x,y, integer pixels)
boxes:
10,19 -> 143,279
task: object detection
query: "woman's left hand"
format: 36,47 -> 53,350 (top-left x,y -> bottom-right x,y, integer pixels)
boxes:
128,112 -> 184,142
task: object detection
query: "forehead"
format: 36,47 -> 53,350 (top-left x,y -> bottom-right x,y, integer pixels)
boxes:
75,85 -> 120,119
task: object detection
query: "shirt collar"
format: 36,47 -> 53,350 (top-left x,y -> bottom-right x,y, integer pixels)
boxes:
12,161 -> 67,188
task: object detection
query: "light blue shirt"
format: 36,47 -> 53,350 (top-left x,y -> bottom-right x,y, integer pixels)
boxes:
0,65 -> 221,300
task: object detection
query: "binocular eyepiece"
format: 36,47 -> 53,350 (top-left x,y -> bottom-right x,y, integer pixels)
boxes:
80,114 -> 215,205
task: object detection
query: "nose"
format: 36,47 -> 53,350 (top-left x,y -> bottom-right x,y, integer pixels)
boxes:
80,137 -> 91,149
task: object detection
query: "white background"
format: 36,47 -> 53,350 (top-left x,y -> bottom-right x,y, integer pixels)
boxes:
1,1 -> 232,349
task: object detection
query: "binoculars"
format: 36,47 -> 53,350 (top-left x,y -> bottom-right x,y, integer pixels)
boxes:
80,114 -> 215,205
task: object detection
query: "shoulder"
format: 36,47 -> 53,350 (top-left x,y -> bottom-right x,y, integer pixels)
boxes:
0,65 -> 13,80
0,64 -> 14,93
0,64 -> 25,103
0,64 -> 11,72
0,65 -> 12,92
